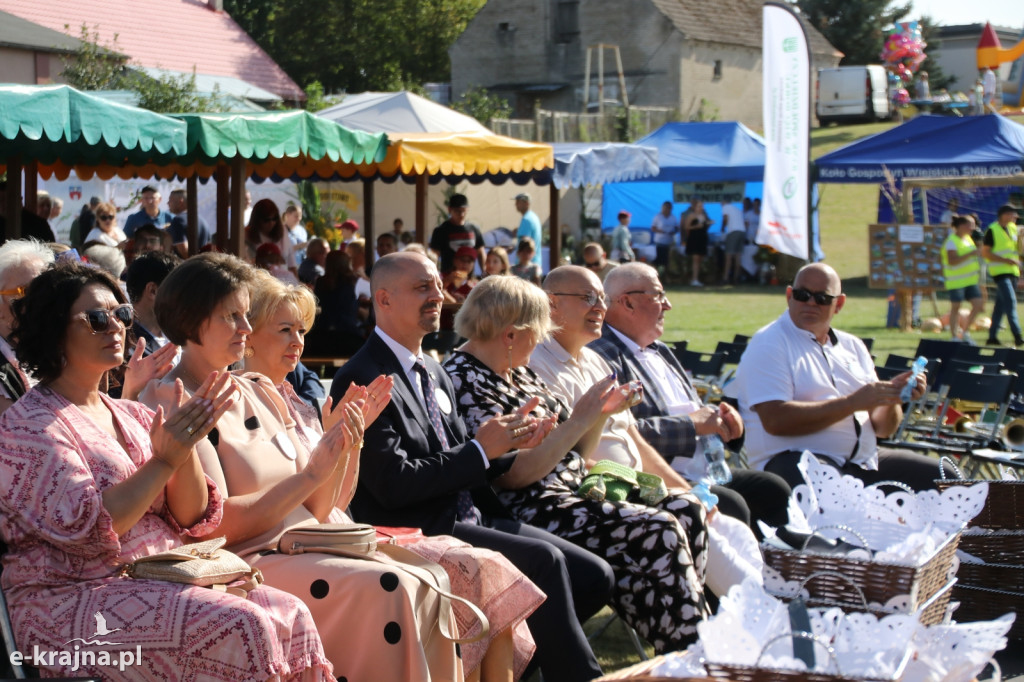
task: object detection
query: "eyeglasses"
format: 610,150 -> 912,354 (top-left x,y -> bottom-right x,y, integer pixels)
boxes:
625,290 -> 669,305
77,304 -> 133,333
584,261 -> 601,269
791,288 -> 839,305
0,286 -> 26,299
551,291 -> 605,307
97,214 -> 114,221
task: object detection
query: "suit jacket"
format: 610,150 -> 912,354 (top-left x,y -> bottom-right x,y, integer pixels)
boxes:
130,321 -> 160,358
332,332 -> 513,536
588,324 -> 699,461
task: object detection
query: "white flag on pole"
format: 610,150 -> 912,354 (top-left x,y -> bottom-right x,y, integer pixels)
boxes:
759,2 -> 810,260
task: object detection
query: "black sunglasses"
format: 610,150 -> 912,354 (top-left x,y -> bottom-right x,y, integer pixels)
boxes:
79,304 -> 133,333
791,288 -> 838,305
97,213 -> 114,221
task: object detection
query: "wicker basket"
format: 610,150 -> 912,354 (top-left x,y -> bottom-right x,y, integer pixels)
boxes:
951,583 -> 1024,640
958,529 -> 1024,564
791,577 -> 955,626
957,559 -> 1024,592
762,531 -> 960,611
935,478 -> 1024,529
704,665 -> 898,682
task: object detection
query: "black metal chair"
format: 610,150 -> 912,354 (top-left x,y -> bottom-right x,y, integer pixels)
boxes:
732,334 -> 750,344
950,345 -> 1012,366
913,338 -> 966,365
675,350 -> 727,382
858,337 -> 875,353
713,341 -> 746,366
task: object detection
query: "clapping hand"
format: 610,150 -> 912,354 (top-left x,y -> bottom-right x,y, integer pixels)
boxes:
323,375 -> 394,434
306,402 -> 364,480
150,372 -> 235,471
121,339 -> 178,401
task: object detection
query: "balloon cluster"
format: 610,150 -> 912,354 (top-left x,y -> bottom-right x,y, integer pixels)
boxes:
880,21 -> 927,84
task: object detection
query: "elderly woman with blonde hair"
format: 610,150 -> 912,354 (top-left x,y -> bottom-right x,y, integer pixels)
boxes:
443,275 -> 711,653
140,253 -> 465,681
243,269 -> 545,682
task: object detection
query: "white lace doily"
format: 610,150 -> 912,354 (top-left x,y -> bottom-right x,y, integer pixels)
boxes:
777,452 -> 986,554
901,613 -> 1015,682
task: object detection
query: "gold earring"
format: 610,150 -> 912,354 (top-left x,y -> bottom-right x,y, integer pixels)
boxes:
243,346 -> 254,359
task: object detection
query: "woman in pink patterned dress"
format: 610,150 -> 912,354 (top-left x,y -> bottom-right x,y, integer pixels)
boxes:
0,261 -> 332,681
140,253 -> 469,682
243,269 -> 545,681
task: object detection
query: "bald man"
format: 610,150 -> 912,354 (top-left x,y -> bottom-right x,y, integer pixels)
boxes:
728,263 -> 949,491
331,252 -> 610,681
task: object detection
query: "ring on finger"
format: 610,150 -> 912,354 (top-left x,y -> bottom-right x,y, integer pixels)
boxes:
186,425 -> 195,436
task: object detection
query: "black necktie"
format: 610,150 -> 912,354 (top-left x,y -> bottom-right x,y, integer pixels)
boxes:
412,360 -> 479,524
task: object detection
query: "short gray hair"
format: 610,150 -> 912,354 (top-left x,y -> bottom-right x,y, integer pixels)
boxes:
0,239 -> 55,281
604,262 -> 657,298
455,275 -> 554,342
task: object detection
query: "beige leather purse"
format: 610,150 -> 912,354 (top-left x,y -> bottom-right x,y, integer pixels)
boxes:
122,537 -> 263,599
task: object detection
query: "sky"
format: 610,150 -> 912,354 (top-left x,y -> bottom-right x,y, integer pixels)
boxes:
907,0 -> 1022,29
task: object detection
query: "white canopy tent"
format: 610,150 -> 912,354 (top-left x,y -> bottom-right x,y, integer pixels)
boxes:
317,91 -> 489,134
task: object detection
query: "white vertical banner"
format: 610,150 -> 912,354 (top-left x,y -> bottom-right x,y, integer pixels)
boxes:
759,2 -> 810,260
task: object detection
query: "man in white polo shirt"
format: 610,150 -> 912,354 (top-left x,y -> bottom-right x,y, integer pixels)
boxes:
728,262 -> 946,491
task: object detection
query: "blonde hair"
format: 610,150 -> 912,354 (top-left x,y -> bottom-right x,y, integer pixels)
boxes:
454,274 -> 554,342
248,268 -> 317,333
486,246 -> 510,275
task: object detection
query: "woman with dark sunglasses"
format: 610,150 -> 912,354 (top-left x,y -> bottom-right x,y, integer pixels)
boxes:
244,198 -> 294,268
82,200 -> 127,247
0,261 -> 332,681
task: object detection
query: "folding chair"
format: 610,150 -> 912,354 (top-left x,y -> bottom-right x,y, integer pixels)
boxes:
675,350 -> 727,403
858,337 -> 875,353
713,341 -> 746,365
899,370 -> 1016,453
913,338 -> 965,364
732,334 -> 750,344
950,345 -> 1011,366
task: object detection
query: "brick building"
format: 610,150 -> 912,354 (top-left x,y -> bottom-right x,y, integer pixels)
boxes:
450,0 -> 841,129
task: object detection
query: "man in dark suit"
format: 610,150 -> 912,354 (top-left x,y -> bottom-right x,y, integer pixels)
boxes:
332,252 -> 611,681
588,262 -> 791,535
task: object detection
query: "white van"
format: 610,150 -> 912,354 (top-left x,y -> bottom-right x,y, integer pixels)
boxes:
816,65 -> 891,125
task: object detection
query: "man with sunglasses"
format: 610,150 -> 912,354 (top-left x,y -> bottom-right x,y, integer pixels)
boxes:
728,263 -> 944,492
581,242 -> 617,282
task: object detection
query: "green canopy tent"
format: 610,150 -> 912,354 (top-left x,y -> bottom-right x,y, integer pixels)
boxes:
24,108 -> 390,256
0,84 -> 188,240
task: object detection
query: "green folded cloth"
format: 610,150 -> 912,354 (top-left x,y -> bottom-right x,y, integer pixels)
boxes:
577,460 -> 666,505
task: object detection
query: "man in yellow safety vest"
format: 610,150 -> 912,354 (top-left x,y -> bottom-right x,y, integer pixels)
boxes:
941,215 -> 983,343
982,204 -> 1023,347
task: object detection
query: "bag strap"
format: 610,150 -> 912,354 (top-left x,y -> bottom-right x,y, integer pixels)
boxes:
210,567 -> 264,600
282,542 -> 489,644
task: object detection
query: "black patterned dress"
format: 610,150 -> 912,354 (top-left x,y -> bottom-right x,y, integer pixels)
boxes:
443,350 -> 710,652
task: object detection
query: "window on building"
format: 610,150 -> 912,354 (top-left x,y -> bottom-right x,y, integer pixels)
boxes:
713,60 -> 722,81
555,0 -> 580,44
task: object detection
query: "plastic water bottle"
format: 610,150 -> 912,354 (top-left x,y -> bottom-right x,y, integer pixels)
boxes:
699,435 -> 732,485
900,356 -> 928,402
691,481 -> 719,511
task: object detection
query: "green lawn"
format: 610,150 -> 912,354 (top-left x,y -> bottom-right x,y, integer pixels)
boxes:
661,120 -> 949,362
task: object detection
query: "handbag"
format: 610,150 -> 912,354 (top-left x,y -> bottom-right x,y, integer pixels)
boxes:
277,523 -> 489,643
121,537 -> 263,599
577,460 -> 668,506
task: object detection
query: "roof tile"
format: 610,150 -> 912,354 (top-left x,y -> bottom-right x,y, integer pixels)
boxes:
0,0 -> 303,100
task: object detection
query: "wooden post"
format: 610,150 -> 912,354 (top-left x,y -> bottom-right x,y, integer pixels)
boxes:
549,182 -> 561,270
229,159 -> 246,258
23,162 -> 37,221
215,164 -> 230,250
3,158 -> 23,241
363,177 -> 375,267
186,175 -> 199,256
415,174 -> 428,246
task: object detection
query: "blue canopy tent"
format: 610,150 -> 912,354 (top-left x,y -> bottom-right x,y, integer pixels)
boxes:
815,114 -> 1024,230
533,141 -> 659,264
601,121 -> 765,233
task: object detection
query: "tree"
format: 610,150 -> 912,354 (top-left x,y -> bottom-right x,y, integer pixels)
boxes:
450,86 -> 511,126
61,26 -> 215,113
224,0 -> 485,96
917,16 -> 955,91
795,0 -> 911,65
